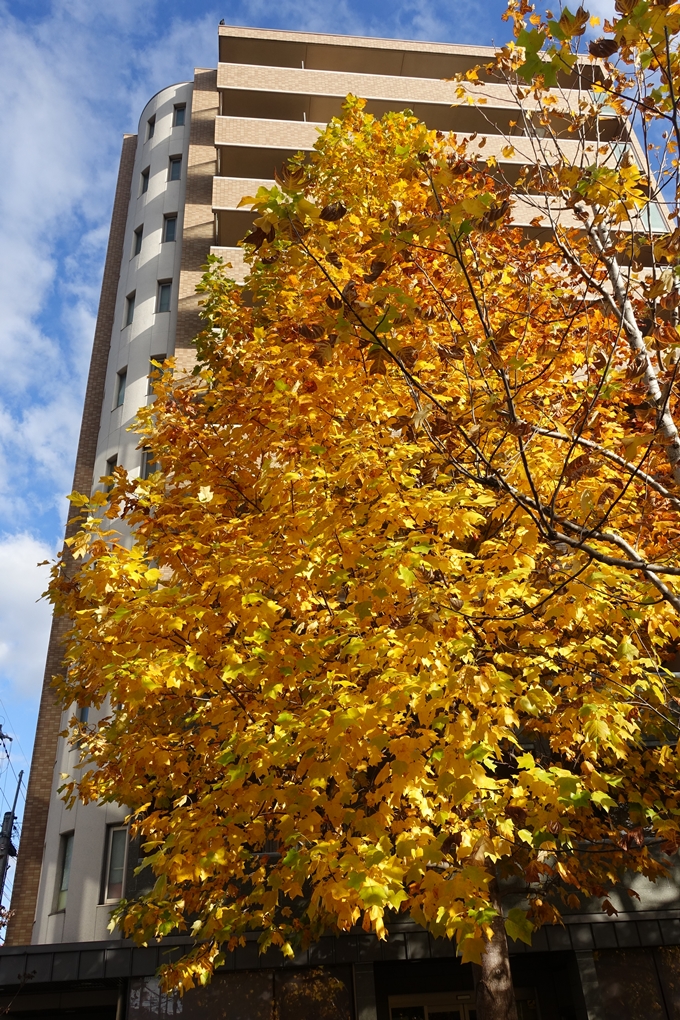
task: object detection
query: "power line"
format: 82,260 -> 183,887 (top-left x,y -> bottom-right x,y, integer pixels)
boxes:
0,702 -> 29,803
0,699 -> 29,767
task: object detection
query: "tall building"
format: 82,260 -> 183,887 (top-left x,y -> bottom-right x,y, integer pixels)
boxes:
1,22 -> 679,1020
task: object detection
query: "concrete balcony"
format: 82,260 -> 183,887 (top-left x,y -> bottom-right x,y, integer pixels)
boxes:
217,70 -> 621,141
213,176 -> 273,210
218,62 -> 575,111
215,115 -> 323,150
218,26 -> 498,81
210,246 -> 248,282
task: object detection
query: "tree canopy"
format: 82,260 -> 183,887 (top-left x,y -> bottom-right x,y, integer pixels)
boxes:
52,1 -> 680,1013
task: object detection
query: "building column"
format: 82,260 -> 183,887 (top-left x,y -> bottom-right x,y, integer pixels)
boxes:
575,950 -> 605,1020
6,131 -> 138,947
354,963 -> 378,1020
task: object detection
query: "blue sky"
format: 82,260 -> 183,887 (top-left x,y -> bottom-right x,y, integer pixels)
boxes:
0,0 -> 616,899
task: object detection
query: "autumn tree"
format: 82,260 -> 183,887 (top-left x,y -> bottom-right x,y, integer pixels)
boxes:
52,3 -> 680,1019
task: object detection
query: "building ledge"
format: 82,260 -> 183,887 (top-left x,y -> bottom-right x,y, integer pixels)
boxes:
3,911 -> 680,987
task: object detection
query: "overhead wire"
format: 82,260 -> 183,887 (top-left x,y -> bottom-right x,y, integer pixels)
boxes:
0,699 -> 28,804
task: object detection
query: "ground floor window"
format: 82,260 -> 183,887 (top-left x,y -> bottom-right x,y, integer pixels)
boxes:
390,992 -> 476,1020
389,990 -> 538,1020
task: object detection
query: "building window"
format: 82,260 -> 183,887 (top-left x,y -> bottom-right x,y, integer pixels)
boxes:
116,369 -> 127,409
74,705 -> 89,750
163,215 -> 177,242
133,225 -> 143,256
173,104 -> 186,127
105,455 -> 118,493
140,168 -> 150,194
103,826 -> 127,902
141,449 -> 159,479
148,355 -> 166,394
157,281 -> 172,313
125,292 -> 135,327
169,156 -> 182,181
54,832 -> 74,912
147,115 -> 155,140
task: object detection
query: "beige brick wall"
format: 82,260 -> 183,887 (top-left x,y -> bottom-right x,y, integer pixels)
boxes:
210,246 -> 248,283
217,62 -> 592,115
175,69 -> 218,350
218,24 -> 495,59
212,176 -> 273,210
215,116 -> 323,150
218,62 -> 527,109
6,133 -> 138,947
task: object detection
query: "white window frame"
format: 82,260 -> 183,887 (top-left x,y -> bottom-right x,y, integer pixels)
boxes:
163,215 -> 177,242
133,225 -> 143,257
115,368 -> 127,409
168,156 -> 182,182
53,831 -> 74,913
124,292 -> 135,328
157,281 -> 172,313
102,824 -> 128,903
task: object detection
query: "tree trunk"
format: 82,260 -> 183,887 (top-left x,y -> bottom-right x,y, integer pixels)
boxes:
475,882 -> 518,1020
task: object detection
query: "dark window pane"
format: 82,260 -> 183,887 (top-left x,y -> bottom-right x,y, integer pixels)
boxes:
180,971 -> 273,1020
164,217 -> 177,242
134,227 -> 143,255
276,969 -> 352,1020
515,1000 -> 538,1020
656,946 -> 680,1020
158,283 -> 171,312
147,116 -> 155,139
56,833 -> 73,911
141,450 -> 158,479
173,105 -> 185,127
148,355 -> 166,394
105,456 -> 117,493
106,828 -> 126,900
169,157 -> 181,181
125,293 -> 135,326
116,370 -> 126,408
595,948 -> 666,1020
141,168 -> 149,193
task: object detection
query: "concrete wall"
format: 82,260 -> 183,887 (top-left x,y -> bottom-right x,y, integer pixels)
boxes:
28,81 -> 192,946
93,81 -> 193,491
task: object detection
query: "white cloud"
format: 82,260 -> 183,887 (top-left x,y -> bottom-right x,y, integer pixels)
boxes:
0,1 -> 217,769
0,534 -> 54,703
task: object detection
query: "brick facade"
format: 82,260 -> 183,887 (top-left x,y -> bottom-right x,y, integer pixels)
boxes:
214,115 -> 322,149
6,134 -> 138,946
175,69 -> 218,351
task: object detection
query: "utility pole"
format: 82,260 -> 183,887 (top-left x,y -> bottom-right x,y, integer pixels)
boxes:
0,769 -> 23,908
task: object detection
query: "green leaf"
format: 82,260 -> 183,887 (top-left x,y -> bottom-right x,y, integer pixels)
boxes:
398,564 -> 416,585
591,790 -> 617,811
464,742 -> 491,761
505,907 -> 535,945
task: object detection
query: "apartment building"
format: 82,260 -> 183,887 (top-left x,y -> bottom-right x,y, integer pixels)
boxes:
1,23 -> 679,1020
